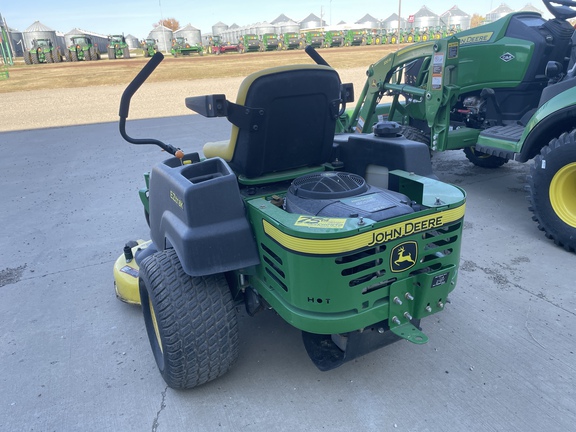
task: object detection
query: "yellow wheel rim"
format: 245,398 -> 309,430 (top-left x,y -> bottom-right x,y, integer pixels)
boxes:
150,299 -> 163,353
550,162 -> 576,227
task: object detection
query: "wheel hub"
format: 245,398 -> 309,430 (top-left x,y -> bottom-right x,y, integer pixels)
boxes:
550,162 -> 576,227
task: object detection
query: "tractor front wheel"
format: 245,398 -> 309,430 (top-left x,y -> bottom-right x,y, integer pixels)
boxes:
401,125 -> 431,146
463,147 -> 508,168
139,248 -> 240,389
527,131 -> 576,252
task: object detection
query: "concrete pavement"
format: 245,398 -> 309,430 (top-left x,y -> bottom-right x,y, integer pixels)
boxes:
1,115 -> 574,431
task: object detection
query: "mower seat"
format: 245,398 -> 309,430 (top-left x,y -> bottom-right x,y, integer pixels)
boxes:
201,65 -> 342,178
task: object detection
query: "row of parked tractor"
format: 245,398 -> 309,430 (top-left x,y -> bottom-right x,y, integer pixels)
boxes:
150,25 -> 464,59
22,34 -> 132,64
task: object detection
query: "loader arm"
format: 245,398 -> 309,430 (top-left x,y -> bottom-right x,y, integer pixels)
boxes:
346,37 -> 461,151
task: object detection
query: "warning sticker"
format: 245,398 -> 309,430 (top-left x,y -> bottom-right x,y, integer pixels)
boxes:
432,76 -> 442,90
120,266 -> 139,278
295,216 -> 347,229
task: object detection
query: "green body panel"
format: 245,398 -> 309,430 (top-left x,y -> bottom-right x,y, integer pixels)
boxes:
280,32 -> 301,49
305,32 -> 324,48
108,35 -> 128,57
339,10 -> 576,157
171,37 -> 202,56
344,30 -> 366,46
68,36 -> 94,60
241,34 -> 261,52
243,171 -> 465,334
261,34 -> 279,50
324,31 -> 344,47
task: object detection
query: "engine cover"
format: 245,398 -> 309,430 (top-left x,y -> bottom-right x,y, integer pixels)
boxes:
285,172 -> 415,222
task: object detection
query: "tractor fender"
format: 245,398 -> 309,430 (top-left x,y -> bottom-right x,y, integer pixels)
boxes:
517,98 -> 576,162
149,157 -> 260,277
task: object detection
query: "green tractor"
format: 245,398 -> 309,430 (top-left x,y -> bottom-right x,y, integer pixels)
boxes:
170,37 -> 203,57
260,33 -> 280,51
113,48 -> 466,389
278,32 -> 302,50
338,0 -> 576,252
303,30 -> 324,48
23,38 -> 64,64
344,29 -> 367,46
141,38 -> 158,57
239,34 -> 261,53
324,30 -> 344,47
67,35 -> 100,61
107,34 -> 130,59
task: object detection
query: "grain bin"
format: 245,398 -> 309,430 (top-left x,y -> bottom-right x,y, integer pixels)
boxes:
486,3 -> 514,22
255,22 -> 276,36
440,6 -> 471,31
279,20 -> 300,34
148,25 -> 173,52
354,14 -> 380,30
175,24 -> 202,46
300,13 -> 325,30
382,13 -> 407,32
412,6 -> 440,30
22,21 -> 57,51
125,34 -> 140,49
212,22 -> 228,36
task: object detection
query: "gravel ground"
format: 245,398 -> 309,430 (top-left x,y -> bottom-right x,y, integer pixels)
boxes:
1,67 -> 369,132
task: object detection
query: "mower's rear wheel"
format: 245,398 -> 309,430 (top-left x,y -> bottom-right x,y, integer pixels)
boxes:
463,147 -> 508,168
527,130 -> 576,252
139,248 -> 240,389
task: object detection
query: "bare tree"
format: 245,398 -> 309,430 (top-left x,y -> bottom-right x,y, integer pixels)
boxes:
153,18 -> 180,31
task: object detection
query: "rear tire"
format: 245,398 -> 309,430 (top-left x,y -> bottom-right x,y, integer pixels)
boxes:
463,147 -> 508,168
31,52 -> 40,64
24,53 -> 32,65
139,249 -> 240,389
527,130 -> 576,252
69,50 -> 78,62
123,46 -> 130,58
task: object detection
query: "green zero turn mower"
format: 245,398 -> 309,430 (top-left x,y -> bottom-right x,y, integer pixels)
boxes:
338,0 -> 576,252
113,48 -> 466,389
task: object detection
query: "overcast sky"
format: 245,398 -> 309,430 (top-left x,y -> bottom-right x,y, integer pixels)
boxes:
1,1 -> 549,38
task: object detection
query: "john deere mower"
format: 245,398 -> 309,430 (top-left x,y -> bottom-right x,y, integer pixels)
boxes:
338,0 -> 576,253
113,48 -> 466,389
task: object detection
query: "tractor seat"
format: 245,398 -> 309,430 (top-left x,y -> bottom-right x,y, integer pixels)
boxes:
200,64 -> 342,178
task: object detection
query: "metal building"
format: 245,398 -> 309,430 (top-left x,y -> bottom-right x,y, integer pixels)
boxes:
255,22 -> 276,36
412,6 -> 440,30
520,3 -> 544,14
22,21 -> 61,52
174,24 -> 202,46
64,28 -> 108,54
299,13 -> 326,30
382,13 -> 407,32
486,3 -> 515,22
354,14 -> 380,30
212,22 -> 228,36
440,6 -> 471,31
125,34 -> 140,49
148,25 -> 173,52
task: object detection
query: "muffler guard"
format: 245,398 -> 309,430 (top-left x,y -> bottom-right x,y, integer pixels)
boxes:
302,319 -> 426,371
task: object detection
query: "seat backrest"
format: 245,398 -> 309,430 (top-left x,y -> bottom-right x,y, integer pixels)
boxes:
227,65 -> 342,178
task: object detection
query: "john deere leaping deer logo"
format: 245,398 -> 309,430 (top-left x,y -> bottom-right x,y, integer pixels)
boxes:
390,241 -> 418,273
